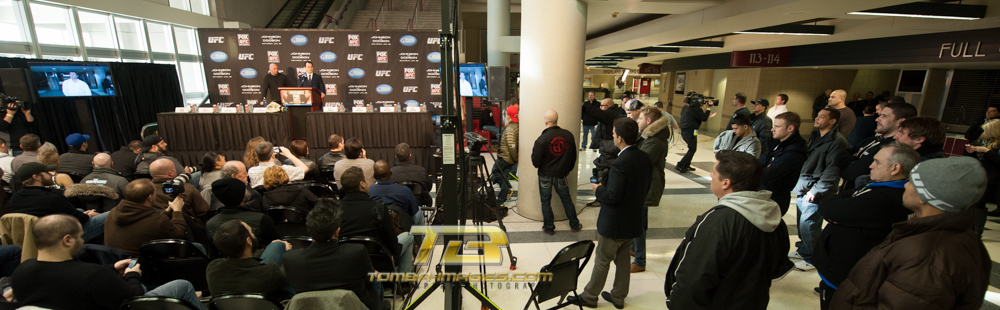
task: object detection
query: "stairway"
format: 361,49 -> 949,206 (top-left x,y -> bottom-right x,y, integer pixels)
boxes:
347,0 -> 441,30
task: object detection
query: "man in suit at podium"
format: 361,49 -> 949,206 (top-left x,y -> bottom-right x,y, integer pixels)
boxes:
297,61 -> 326,101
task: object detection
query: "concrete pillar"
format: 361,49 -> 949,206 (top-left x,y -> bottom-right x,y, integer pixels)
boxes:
517,0 -> 586,222
486,0 -> 510,66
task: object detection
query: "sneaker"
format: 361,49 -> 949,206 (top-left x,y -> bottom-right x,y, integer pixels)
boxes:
571,225 -> 583,233
794,260 -> 816,271
788,251 -> 803,260
771,261 -> 794,282
813,287 -> 821,295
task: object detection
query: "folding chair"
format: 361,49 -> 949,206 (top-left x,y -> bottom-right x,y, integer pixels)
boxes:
524,240 -> 596,310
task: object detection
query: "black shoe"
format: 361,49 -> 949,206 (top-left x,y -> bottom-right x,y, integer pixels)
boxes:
566,295 -> 597,308
988,209 -> 1000,217
601,291 -> 624,309
813,287 -> 821,295
771,260 -> 794,282
586,200 -> 601,208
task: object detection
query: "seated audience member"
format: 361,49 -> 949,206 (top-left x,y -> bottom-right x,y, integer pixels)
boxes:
894,117 -> 946,161
0,245 -> 20,277
104,179 -> 189,256
150,158 -> 210,220
37,142 -> 73,189
57,133 -> 95,177
11,214 -> 204,310
713,114 -> 761,158
370,160 -> 421,225
134,135 -> 188,176
206,161 -> 263,212
0,138 -> 13,184
262,165 -> 318,213
831,157 -> 990,309
284,140 -> 320,181
318,134 -> 346,170
390,143 -> 433,205
207,219 -> 292,301
333,138 -> 376,186
813,143 -> 919,309
11,134 -> 41,174
247,141 -> 308,188
847,104 -> 877,149
206,178 -> 281,243
338,167 -> 403,267
81,153 -> 129,198
966,119 -> 1000,231
243,136 -> 266,169
109,140 -> 141,179
198,151 -> 226,192
9,162 -> 105,241
283,199 -> 382,310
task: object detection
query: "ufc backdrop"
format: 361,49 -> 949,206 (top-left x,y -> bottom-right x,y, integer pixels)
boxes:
198,29 -> 442,112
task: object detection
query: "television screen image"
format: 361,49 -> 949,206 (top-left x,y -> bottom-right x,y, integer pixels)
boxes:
458,63 -> 488,97
29,63 -> 116,97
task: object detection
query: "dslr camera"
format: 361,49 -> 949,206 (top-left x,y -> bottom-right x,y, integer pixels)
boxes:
0,93 -> 23,111
162,179 -> 186,200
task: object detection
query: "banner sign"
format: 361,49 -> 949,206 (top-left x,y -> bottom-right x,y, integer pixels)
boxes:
638,63 -> 661,74
731,47 -> 790,67
198,29 -> 442,113
280,89 -> 312,106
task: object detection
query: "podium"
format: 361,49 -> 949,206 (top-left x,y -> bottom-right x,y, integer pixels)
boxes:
280,87 -> 323,139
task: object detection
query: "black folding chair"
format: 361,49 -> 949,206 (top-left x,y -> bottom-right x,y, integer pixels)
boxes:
292,182 -> 335,198
339,236 -> 398,308
121,296 -> 199,310
398,181 -> 434,225
264,206 -> 309,238
139,239 -> 211,292
281,236 -> 314,250
208,294 -> 281,310
524,240 -> 596,310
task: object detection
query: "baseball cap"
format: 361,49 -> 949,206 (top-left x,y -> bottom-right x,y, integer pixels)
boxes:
506,105 -> 519,123
909,157 -> 987,213
65,133 -> 90,147
142,135 -> 163,148
15,162 -> 57,181
753,99 -> 770,108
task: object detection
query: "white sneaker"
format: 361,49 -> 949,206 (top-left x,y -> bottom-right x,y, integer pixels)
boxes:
788,251 -> 803,260
794,260 -> 816,271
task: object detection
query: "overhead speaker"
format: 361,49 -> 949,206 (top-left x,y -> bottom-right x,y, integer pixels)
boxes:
488,66 -> 510,102
0,68 -> 37,103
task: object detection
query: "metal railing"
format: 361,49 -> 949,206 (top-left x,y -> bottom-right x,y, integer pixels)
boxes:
407,0 -> 422,30
366,0 -> 391,29
329,0 -> 357,28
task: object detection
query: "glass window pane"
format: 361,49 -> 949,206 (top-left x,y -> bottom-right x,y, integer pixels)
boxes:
31,3 -> 76,46
88,57 -> 119,62
42,55 -> 82,61
0,0 -> 28,42
168,0 -> 189,11
173,26 -> 197,55
146,22 -> 173,53
121,58 -> 149,63
0,53 -> 32,58
77,11 -> 115,48
178,61 -> 206,93
114,16 -> 145,51
190,0 -> 209,15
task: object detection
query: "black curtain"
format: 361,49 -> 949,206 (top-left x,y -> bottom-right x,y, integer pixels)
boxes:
0,57 -> 183,153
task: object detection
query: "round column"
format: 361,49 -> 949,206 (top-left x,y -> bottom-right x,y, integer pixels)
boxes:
516,0 -> 586,221
486,0 -> 510,66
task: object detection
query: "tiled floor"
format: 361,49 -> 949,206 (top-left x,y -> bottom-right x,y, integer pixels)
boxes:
403,128 -> 1000,310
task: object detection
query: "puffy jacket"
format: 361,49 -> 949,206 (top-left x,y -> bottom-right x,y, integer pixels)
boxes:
262,183 -> 318,214
664,191 -> 782,310
637,114 -> 671,206
498,122 -> 519,164
831,211 -> 991,309
759,133 -> 807,214
81,167 -> 129,198
713,130 -> 761,159
751,113 -> 772,142
793,127 -> 848,197
531,126 -> 577,178
104,200 -> 188,255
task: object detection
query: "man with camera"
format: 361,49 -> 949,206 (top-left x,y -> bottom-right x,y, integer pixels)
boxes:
0,97 -> 35,155
248,141 -> 309,188
150,158 -> 210,221
104,179 -> 191,256
676,93 -> 717,173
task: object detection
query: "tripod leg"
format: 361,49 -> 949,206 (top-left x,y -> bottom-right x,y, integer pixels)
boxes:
462,282 -> 501,310
404,281 -> 442,310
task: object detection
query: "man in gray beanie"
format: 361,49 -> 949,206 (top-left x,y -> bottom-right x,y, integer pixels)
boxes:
831,157 -> 991,309
205,178 -> 282,243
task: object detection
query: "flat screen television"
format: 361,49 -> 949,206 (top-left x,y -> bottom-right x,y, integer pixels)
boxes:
458,63 -> 488,97
897,70 -> 927,93
29,62 -> 116,97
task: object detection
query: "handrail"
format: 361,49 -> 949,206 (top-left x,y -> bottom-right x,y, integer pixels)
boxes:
407,19 -> 414,31
368,18 -> 377,30
409,0 -> 420,30
367,0 -> 389,30
331,0 -> 354,27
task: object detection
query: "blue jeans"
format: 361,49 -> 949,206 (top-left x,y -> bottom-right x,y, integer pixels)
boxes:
260,241 -> 297,297
582,125 -> 596,148
145,280 -> 205,310
795,195 -> 822,261
396,233 -> 414,273
491,158 -> 514,204
81,211 -> 109,242
483,125 -> 501,140
631,207 -> 648,267
0,245 -> 21,277
539,176 -> 580,232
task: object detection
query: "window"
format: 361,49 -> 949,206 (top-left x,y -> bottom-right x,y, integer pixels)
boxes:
168,0 -> 190,11
190,0 -> 209,16
146,22 -> 173,53
178,61 -> 206,93
41,55 -> 82,61
88,57 -> 120,62
114,16 -> 145,51
0,0 -> 28,42
30,3 -> 77,46
77,11 -> 116,48
173,26 -> 197,55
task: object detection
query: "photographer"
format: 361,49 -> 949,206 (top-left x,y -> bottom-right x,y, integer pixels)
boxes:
0,97 -> 36,155
676,93 -> 717,173
149,158 -> 210,222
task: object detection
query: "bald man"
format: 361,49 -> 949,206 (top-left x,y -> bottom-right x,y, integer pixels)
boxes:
81,153 -> 129,198
531,110 -> 580,234
368,160 -> 420,223
205,161 -> 263,212
827,89 -> 857,138
150,158 -> 210,220
262,63 -> 290,103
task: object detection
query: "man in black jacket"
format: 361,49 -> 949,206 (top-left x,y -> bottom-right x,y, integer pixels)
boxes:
582,91 -> 600,150
531,110 -> 580,235
109,140 -> 141,179
9,162 -> 105,241
205,178 -> 281,243
0,101 -> 35,154
296,61 -> 326,100
338,166 -> 403,266
262,63 -> 290,104
581,98 -> 622,207
759,112 -> 807,281
965,105 -> 999,142
569,118 -> 651,309
318,134 -> 346,170
57,133 -> 94,177
391,142 -> 433,206
665,151 -> 782,310
726,93 -> 751,131
895,117 -> 947,161
836,102 -> 917,191
812,89 -> 832,119
207,219 -> 292,302
813,143 -> 918,309
676,94 -> 716,173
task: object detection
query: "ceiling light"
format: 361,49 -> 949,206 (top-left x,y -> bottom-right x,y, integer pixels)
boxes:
657,40 -> 725,48
628,47 -> 679,53
847,2 -> 986,20
735,24 -> 834,36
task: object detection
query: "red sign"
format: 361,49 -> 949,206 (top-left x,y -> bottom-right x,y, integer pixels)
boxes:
638,63 -> 661,74
730,47 -> 790,67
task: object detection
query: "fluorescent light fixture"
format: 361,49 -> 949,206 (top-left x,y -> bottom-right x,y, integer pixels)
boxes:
735,24 -> 834,36
657,40 -> 725,48
847,2 -> 986,20
628,47 -> 679,53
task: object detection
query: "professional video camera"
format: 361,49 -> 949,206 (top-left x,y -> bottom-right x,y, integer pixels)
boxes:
464,131 -> 488,157
684,91 -> 719,108
0,93 -> 24,111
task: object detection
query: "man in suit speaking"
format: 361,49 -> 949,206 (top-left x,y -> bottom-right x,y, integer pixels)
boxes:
297,61 -> 326,101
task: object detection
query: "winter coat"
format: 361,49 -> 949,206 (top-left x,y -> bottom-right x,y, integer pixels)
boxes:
680,104 -> 709,129
836,135 -> 894,191
498,122 -> 519,164
57,149 -> 94,177
793,127 -> 848,197
751,113 -> 773,143
104,200 -> 188,255
831,211 -> 991,310
318,151 -> 346,170
759,133 -> 808,214
713,130 -> 762,159
81,167 -> 129,198
531,126 -> 577,178
637,114 -> 671,206
664,191 -> 783,310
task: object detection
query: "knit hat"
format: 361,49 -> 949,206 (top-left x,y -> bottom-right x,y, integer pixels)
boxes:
909,157 -> 987,213
753,98 -> 770,108
506,105 -> 519,123
212,178 -> 246,206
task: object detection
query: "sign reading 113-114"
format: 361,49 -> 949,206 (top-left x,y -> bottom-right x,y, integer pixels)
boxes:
730,47 -> 790,67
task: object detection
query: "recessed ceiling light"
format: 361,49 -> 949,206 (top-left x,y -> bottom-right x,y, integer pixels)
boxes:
847,2 -> 986,20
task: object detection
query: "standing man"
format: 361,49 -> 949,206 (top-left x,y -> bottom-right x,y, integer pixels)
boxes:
827,89 -> 857,139
61,72 -> 92,96
726,93 -> 751,131
531,110 -> 580,235
759,112 -> 807,280
582,98 -> 623,206
676,94 -> 716,173
847,93 -> 863,117
750,98 -> 773,143
664,150 -> 782,309
766,94 -> 789,121
297,61 -> 326,101
492,105 -> 519,206
965,104 -> 999,142
790,107 -> 847,271
831,157 -> 990,309
836,102 -> 917,190
581,91 -> 601,150
631,106 -> 670,273
262,63 -> 289,104
569,119 -> 651,309
813,89 -> 832,119
0,100 -> 35,155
